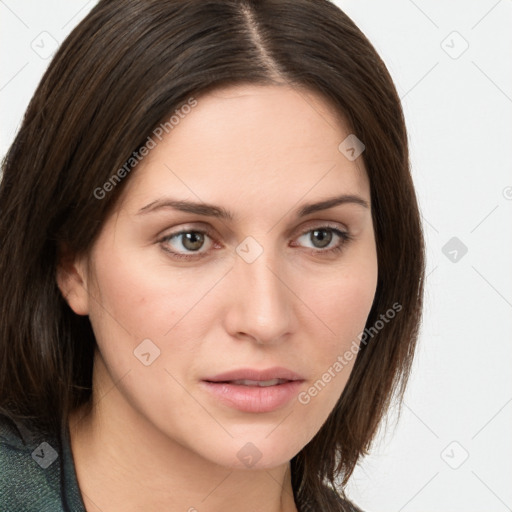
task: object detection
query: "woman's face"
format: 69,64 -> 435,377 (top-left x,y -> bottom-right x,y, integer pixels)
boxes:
65,84 -> 378,469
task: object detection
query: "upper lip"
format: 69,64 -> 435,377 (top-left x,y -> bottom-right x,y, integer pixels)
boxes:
203,367 -> 305,383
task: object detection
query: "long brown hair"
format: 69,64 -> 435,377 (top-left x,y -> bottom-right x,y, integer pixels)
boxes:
0,1 -> 424,510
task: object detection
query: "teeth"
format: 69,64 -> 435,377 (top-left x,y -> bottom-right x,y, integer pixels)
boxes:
230,378 -> 286,387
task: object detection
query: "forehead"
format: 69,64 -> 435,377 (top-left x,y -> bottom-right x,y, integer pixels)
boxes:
120,84 -> 370,213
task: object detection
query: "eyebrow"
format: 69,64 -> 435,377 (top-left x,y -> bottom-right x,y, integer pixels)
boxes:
137,194 -> 369,220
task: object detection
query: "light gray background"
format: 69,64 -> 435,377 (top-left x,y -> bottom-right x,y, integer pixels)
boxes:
1,1 -> 511,511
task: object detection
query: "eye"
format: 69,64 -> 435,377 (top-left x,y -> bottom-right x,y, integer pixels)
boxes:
293,226 -> 352,255
159,229 -> 215,260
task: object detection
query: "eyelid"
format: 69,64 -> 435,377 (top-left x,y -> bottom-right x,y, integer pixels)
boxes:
157,223 -> 216,244
295,220 -> 349,237
157,220 -> 348,243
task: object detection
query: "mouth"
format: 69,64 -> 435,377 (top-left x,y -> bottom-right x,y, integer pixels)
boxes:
203,366 -> 304,384
201,367 -> 305,413
219,378 -> 290,387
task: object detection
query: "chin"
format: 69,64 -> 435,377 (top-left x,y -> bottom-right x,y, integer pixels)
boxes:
191,429 -> 310,472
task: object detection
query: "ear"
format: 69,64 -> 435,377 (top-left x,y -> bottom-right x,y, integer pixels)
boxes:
56,244 -> 90,316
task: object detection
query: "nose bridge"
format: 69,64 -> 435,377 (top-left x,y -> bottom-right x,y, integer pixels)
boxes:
227,236 -> 291,342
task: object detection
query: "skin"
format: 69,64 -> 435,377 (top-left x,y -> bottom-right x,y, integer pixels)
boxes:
59,84 -> 378,512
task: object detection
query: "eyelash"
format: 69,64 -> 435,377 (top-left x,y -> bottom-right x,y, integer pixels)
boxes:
159,225 -> 353,261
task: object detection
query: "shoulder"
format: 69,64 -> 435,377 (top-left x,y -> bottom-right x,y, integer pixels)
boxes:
0,413 -> 65,511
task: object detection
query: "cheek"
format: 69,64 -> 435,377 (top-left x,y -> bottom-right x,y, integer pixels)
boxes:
88,261 -> 167,341
85,245 -> 229,375
89,247 -> 201,335
291,244 -> 378,410
291,281 -> 377,451
305,248 -> 378,350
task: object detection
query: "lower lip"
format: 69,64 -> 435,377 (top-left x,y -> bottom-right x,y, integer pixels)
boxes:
201,380 -> 303,413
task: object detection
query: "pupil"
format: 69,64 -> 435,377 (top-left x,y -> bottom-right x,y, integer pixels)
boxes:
312,229 -> 332,248
183,232 -> 204,251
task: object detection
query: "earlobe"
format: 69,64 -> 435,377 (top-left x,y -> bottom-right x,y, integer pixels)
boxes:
56,246 -> 90,316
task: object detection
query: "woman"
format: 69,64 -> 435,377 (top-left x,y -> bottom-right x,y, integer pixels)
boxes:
0,1 -> 424,510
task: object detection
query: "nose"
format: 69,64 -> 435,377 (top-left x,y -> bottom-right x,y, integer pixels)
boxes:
222,242 -> 293,345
